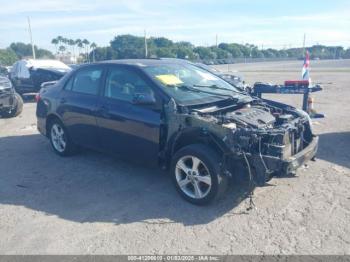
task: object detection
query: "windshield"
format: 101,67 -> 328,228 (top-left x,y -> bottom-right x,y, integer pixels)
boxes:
194,63 -> 221,75
143,63 -> 240,105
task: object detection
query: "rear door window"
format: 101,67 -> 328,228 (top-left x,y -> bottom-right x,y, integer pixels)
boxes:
69,67 -> 103,95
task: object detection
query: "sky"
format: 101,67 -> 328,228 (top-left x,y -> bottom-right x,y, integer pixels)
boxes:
0,0 -> 349,51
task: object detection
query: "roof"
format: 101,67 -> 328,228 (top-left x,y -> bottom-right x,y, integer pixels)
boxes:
97,59 -> 189,67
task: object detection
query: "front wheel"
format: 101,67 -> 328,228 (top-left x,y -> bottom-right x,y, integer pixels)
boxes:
171,144 -> 228,205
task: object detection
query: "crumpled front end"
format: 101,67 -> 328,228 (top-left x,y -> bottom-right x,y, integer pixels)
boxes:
164,98 -> 319,185
0,77 -> 16,111
215,99 -> 318,184
223,110 -> 318,184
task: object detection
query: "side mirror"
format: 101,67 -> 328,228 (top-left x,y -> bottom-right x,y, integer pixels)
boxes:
132,93 -> 156,105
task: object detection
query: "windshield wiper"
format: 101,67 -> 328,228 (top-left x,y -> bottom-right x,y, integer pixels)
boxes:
172,85 -> 235,99
166,84 -> 234,99
193,84 -> 254,104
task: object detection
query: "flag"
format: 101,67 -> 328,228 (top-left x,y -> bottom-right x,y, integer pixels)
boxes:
302,50 -> 310,80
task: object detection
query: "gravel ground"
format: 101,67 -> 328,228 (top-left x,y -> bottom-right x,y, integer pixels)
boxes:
0,60 -> 349,254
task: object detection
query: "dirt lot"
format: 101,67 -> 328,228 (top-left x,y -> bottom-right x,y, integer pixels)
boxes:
0,60 -> 349,254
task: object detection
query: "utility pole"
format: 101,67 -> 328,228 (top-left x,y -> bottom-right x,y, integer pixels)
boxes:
215,34 -> 218,48
27,17 -> 36,59
144,29 -> 148,58
303,33 -> 306,53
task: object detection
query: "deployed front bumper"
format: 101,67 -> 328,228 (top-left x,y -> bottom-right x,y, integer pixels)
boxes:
246,136 -> 319,184
282,136 -> 318,173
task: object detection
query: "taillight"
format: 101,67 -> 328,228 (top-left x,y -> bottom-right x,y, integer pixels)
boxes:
35,93 -> 41,103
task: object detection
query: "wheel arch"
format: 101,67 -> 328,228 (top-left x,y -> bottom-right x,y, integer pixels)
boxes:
165,127 -> 230,167
45,113 -> 64,137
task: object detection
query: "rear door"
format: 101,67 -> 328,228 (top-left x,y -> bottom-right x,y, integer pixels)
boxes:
96,65 -> 162,165
57,65 -> 104,149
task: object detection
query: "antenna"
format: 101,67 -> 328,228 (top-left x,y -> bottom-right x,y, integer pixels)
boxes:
144,29 -> 148,58
27,17 -> 36,59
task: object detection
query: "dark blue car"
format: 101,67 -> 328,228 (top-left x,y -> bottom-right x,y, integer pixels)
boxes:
36,59 -> 318,204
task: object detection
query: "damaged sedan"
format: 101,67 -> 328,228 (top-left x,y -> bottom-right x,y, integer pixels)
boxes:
36,59 -> 318,205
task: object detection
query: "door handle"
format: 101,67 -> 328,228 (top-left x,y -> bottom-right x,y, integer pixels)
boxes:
96,106 -> 110,118
60,98 -> 67,104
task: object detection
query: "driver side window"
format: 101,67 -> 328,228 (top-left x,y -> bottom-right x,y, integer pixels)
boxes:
104,67 -> 154,102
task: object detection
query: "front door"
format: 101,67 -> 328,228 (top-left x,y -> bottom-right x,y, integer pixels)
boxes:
96,65 -> 161,165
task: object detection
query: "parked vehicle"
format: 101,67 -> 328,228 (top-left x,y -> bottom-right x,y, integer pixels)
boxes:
36,59 -> 318,204
9,59 -> 71,95
0,76 -> 23,118
193,62 -> 248,91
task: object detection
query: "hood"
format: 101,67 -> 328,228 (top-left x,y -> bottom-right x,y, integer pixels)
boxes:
188,97 -> 309,131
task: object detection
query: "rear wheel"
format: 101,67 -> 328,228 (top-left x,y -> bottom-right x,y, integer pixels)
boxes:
49,119 -> 76,156
171,144 -> 228,205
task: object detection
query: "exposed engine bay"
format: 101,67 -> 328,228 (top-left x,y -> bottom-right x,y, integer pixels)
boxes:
164,97 -> 316,185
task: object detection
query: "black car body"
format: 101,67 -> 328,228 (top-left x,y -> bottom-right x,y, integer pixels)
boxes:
10,59 -> 70,95
36,59 -> 318,204
0,76 -> 23,118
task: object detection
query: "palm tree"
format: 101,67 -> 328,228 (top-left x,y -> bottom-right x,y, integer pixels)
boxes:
51,38 -> 59,54
82,39 -> 90,62
68,39 -> 75,58
90,42 -> 97,62
62,38 -> 69,54
56,36 -> 64,46
58,45 -> 66,54
75,39 -> 83,59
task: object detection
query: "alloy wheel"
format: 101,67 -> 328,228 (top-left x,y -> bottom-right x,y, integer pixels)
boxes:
175,155 -> 212,199
51,123 -> 66,153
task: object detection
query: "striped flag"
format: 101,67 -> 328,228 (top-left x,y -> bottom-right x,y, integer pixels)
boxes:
302,50 -> 310,80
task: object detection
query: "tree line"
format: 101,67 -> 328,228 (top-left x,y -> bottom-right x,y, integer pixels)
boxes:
0,42 -> 54,66
0,37 -> 98,66
91,35 -> 350,63
1,34 -> 350,66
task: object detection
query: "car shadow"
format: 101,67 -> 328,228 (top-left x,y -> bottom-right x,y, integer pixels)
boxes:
0,134 -> 253,226
316,132 -> 350,169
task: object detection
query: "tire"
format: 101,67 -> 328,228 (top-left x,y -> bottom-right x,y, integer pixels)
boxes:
48,118 -> 76,156
1,93 -> 23,118
171,144 -> 228,205
13,93 -> 23,116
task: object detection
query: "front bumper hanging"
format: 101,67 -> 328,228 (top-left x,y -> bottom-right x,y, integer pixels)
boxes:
246,136 -> 319,184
